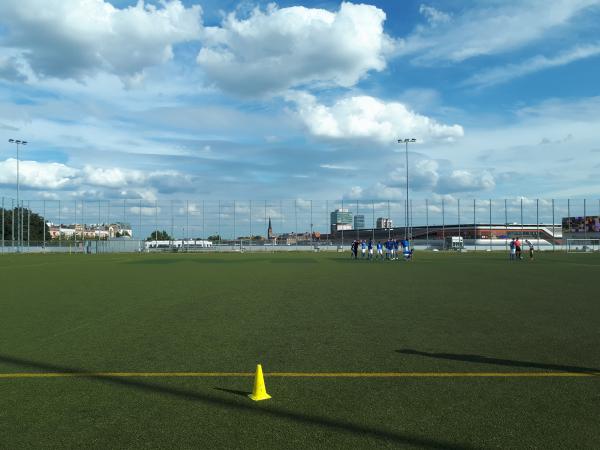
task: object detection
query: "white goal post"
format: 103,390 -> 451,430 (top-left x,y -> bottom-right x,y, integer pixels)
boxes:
566,239 -> 600,253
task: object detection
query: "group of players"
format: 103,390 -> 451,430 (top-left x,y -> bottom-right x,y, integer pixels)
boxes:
350,238 -> 413,261
509,237 -> 535,261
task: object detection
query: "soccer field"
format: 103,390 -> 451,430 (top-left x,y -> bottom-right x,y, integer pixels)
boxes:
0,252 -> 598,449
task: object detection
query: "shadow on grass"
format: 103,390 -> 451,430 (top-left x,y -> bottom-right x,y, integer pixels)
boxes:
0,354 -> 474,449
213,387 -> 250,398
397,349 -> 600,374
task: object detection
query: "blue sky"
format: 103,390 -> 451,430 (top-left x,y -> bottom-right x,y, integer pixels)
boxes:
0,0 -> 599,210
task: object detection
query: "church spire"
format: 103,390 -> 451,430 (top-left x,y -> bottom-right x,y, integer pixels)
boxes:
267,217 -> 273,239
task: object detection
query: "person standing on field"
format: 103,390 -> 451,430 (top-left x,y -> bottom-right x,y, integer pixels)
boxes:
509,238 -> 516,261
515,237 -> 522,260
525,239 -> 534,260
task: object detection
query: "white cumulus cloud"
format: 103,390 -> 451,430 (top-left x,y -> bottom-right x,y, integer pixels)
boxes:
287,92 -> 464,144
197,2 -> 394,96
0,159 -> 78,189
0,0 -> 202,81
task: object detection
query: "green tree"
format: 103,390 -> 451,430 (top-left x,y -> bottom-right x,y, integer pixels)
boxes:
1,207 -> 50,242
147,230 -> 172,241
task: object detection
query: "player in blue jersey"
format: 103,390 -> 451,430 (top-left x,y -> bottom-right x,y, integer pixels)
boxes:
393,239 -> 399,260
367,239 -> 373,260
361,240 -> 366,259
376,241 -> 383,260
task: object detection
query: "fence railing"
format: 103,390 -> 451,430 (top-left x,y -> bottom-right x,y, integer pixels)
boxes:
1,197 -> 599,253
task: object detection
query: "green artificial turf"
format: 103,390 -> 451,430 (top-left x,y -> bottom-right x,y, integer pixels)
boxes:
0,252 -> 598,449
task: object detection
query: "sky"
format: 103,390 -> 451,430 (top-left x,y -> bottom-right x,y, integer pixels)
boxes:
0,0 -> 599,211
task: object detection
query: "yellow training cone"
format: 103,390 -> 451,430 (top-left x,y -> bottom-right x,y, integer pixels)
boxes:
248,364 -> 271,401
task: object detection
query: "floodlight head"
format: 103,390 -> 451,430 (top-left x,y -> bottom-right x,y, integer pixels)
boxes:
8,139 -> 14,143
22,141 -> 27,145
410,138 -> 416,142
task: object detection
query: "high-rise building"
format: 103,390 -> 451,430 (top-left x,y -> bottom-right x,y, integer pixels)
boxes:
376,217 -> 393,229
354,214 -> 365,229
331,209 -> 353,232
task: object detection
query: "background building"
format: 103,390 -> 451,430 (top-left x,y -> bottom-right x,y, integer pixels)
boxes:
330,209 -> 353,232
376,217 -> 392,229
353,214 -> 365,230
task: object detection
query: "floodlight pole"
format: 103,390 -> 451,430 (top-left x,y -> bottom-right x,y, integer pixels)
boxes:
398,138 -> 416,240
9,139 -> 27,252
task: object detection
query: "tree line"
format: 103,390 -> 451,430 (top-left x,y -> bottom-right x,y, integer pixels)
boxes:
1,207 -> 50,241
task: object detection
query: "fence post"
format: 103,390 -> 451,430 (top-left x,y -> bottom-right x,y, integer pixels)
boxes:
552,199 -> 555,252
520,198 -> 524,239
371,200 -> 375,243
249,200 -> 253,248
310,200 -> 313,247
473,199 -> 476,251
442,198 -> 445,249
43,200 -> 46,250
386,200 -> 390,240
140,200 -> 143,249
584,199 -> 587,241
171,200 -> 174,248
489,199 -> 492,252
504,199 -> 508,252
11,199 -> 14,250
1,197 -> 4,253
457,199 -> 461,245
536,198 -> 540,250
155,200 -> 158,249
426,199 -> 429,249
326,200 -> 329,246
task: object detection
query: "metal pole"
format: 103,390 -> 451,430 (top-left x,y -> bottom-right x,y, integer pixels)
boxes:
489,199 -> 492,251
473,199 -> 476,251
155,200 -> 158,248
551,199 -> 555,252
342,199 -> 345,246
250,200 -> 253,248
584,199 -> 587,241
42,199 -> 46,249
74,199 -> 77,247
11,199 -> 14,250
21,200 -> 25,249
218,200 -> 221,245
504,199 -> 508,252
202,200 -> 205,239
326,200 -> 329,245
186,200 -> 189,251
27,201 -> 30,247
233,200 -> 236,245
356,200 -> 359,241
567,199 -> 571,233
171,200 -> 174,248
520,198 -> 524,241
442,199 -> 445,249
387,200 -> 390,240
410,199 -> 413,239
457,199 -> 461,245
536,198 -> 540,250
1,197 -> 4,253
139,200 -> 142,247
58,200 -> 61,248
405,140 -> 409,240
426,199 -> 429,248
295,199 -> 298,248
371,200 -> 375,243
310,200 -> 313,246
16,141 -> 20,252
